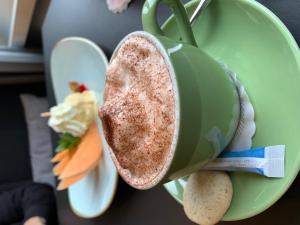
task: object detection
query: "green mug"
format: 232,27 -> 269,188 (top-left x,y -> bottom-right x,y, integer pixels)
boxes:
141,0 -> 240,183
104,0 -> 240,189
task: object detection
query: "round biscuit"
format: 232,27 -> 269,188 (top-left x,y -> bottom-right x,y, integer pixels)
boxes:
183,171 -> 233,225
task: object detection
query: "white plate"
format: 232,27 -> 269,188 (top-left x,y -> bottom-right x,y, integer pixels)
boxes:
51,37 -> 118,218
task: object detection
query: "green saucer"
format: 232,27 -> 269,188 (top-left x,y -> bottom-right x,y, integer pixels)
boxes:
162,0 -> 300,221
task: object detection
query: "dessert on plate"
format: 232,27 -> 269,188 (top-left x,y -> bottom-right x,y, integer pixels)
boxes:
42,82 -> 103,190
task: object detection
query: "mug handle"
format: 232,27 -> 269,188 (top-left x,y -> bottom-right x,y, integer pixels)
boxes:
142,0 -> 197,47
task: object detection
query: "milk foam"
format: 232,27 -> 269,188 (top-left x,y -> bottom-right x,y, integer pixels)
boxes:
99,35 -> 176,187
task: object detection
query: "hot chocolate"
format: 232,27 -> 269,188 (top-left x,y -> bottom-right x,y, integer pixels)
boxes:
99,35 -> 176,188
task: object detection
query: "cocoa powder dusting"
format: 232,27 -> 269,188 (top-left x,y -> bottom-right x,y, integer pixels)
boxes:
99,35 -> 176,187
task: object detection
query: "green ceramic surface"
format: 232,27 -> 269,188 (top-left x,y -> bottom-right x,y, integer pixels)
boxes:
114,31 -> 239,189
142,0 -> 197,46
162,0 -> 300,221
132,0 -> 241,189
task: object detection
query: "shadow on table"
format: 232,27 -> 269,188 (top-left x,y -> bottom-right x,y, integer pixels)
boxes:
57,174 -> 300,225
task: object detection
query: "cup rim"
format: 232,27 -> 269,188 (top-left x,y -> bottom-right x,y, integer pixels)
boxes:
104,31 -> 180,189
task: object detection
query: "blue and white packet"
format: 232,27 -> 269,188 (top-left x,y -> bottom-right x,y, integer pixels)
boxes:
203,145 -> 285,178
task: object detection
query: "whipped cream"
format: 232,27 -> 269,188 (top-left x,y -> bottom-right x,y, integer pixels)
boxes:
48,91 -> 98,137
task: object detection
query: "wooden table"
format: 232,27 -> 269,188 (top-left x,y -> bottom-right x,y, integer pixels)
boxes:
42,0 -> 300,224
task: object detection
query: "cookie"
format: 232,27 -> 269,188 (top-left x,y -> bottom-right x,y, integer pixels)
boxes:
183,171 -> 233,225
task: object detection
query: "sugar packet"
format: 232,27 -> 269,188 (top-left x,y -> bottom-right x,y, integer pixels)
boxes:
203,145 -> 285,178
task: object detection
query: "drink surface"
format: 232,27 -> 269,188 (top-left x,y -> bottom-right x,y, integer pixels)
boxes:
100,35 -> 176,187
